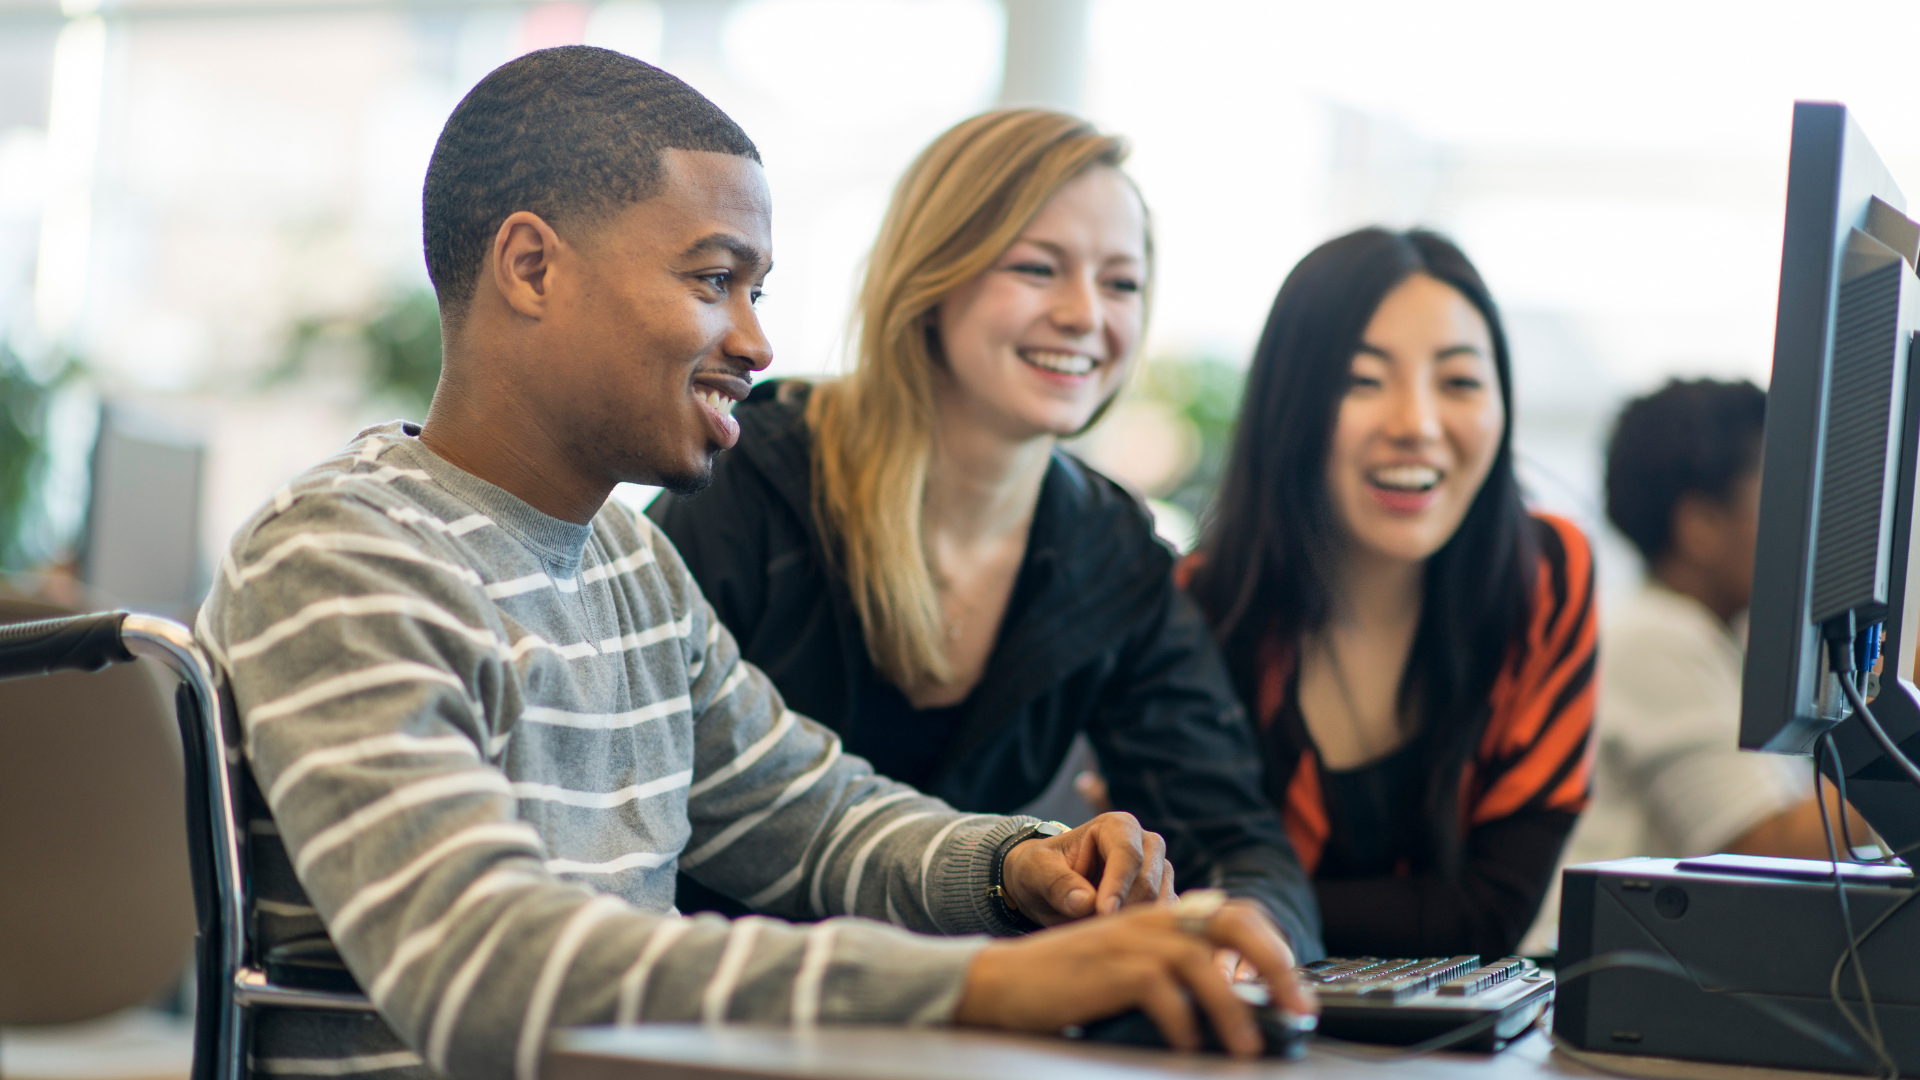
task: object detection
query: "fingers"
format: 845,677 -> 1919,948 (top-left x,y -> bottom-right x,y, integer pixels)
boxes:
953,904 -> 1281,1059
1267,966 -> 1317,1017
1174,943 -> 1261,1057
1039,857 -> 1097,921
1120,830 -> 1170,909
1158,862 -> 1176,906
1208,903 -> 1316,1016
1134,971 -> 1203,1053
999,836 -> 1092,924
1213,948 -> 1241,981
1088,814 -> 1145,915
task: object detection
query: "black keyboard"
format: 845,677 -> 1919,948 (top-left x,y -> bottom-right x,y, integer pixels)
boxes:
1302,955 -> 1553,1051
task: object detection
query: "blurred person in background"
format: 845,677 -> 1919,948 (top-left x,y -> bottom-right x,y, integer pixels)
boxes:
648,108 -> 1323,963
1182,228 -> 1596,960
1519,378 -> 1871,954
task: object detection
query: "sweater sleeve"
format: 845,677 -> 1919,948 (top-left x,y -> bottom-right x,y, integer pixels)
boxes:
653,522 -> 1042,936
204,493 -> 1031,1080
1088,585 -> 1325,961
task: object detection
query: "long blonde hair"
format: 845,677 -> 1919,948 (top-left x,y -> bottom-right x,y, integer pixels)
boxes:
805,108 -> 1146,689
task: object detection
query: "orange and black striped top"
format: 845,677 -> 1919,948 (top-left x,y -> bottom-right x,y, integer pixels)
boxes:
1186,513 -> 1596,957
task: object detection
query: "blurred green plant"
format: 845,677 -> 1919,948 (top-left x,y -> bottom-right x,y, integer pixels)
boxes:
0,345 -> 82,571
1130,355 -> 1246,523
271,288 -> 443,416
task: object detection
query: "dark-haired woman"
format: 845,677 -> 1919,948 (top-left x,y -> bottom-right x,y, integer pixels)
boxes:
1182,228 -> 1596,959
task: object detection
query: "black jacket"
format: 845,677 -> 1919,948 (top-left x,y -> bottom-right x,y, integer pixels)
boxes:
649,382 -> 1323,957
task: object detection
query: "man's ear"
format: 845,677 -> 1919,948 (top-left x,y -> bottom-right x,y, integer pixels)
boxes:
489,210 -> 565,320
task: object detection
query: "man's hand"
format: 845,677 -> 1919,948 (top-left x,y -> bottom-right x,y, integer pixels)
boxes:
954,899 -> 1316,1058
1000,812 -> 1173,925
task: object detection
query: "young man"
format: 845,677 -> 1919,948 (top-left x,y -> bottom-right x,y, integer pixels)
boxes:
198,47 -> 1307,1080
1520,378 -> 1869,953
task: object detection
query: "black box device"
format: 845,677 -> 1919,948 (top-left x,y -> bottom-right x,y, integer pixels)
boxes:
1555,854 -> 1920,1072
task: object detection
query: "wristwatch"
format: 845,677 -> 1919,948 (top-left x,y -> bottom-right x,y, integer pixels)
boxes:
986,820 -> 1070,933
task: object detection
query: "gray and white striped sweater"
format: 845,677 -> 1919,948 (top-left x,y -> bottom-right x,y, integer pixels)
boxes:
197,422 -> 1035,1080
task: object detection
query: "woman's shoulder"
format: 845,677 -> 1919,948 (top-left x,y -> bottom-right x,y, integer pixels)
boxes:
1524,511 -> 1597,624
1489,507 -> 1597,718
1527,511 -> 1593,563
708,379 -> 818,496
1046,450 -> 1173,567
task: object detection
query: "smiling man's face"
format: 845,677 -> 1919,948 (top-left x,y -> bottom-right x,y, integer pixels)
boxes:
542,148 -> 773,495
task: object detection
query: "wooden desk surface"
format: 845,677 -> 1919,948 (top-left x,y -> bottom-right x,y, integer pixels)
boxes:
548,1025 -> 1603,1080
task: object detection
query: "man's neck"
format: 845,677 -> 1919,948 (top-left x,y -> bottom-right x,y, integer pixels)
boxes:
1653,558 -> 1742,626
417,369 -> 612,526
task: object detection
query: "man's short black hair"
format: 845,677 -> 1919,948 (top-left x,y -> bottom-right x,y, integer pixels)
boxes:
1606,377 -> 1768,564
422,46 -> 760,327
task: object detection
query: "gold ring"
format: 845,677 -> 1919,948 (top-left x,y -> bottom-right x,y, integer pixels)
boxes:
1173,888 -> 1228,937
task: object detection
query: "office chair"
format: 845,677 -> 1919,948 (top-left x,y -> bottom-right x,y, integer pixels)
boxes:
0,610 -> 374,1080
0,597 -> 194,1026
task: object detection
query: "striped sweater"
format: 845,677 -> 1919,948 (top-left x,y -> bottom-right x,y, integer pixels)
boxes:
197,422 -> 1036,1080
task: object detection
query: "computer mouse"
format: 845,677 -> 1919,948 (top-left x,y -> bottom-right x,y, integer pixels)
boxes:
1063,981 -> 1317,1058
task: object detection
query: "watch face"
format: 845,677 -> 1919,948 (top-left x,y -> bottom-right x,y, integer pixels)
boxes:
1035,820 -> 1070,837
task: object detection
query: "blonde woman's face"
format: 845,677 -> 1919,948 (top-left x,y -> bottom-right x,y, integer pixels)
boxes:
932,166 -> 1147,439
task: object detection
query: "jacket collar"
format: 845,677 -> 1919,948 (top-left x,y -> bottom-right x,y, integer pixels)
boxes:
729,379 -> 1176,776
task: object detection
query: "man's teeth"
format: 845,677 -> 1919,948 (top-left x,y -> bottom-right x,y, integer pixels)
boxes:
1020,349 -> 1097,376
696,388 -> 736,417
1370,465 -> 1441,492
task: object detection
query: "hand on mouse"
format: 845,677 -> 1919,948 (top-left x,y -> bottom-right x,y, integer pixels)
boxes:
953,896 -> 1317,1058
999,812 -> 1174,925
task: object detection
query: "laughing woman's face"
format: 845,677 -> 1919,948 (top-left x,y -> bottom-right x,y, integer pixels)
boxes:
1326,273 -> 1505,568
931,166 -> 1147,441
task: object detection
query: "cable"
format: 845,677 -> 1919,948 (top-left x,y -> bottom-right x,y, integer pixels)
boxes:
1829,728 -> 1864,861
1816,625 -> 1910,1079
1816,732 -> 1894,1079
1831,642 -> 1920,791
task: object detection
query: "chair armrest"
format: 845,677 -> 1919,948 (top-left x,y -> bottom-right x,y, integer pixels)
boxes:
0,611 -> 135,681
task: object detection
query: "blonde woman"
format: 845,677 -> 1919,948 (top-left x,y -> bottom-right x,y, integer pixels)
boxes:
648,110 -> 1321,971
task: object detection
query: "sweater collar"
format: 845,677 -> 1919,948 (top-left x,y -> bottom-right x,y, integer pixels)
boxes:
379,421 -> 596,572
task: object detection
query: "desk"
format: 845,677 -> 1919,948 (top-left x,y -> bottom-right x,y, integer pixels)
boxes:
548,1026 -> 1600,1080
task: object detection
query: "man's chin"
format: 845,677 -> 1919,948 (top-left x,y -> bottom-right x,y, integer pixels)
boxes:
659,470 -> 712,499
651,452 -> 717,499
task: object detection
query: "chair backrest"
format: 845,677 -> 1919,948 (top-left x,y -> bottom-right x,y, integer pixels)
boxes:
0,597 -> 197,1025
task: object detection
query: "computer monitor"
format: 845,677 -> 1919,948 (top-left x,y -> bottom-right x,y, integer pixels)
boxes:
1741,101 -> 1920,856
79,402 -> 207,621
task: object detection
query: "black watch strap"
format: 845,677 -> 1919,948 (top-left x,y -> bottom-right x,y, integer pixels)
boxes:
986,820 -> 1069,934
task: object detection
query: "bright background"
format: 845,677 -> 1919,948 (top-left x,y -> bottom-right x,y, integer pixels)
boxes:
4,0 -> 1920,613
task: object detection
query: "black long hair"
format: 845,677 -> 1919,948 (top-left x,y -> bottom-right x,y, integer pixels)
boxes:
1187,227 -> 1536,876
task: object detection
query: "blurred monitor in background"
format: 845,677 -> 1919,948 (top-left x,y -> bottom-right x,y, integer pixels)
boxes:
1518,377 -> 1869,956
80,403 -> 207,620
